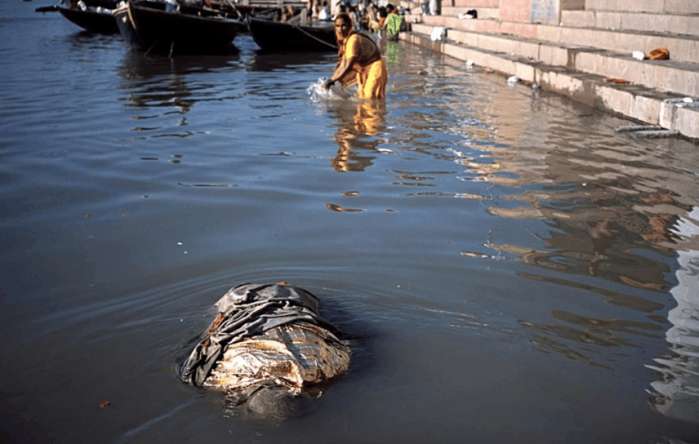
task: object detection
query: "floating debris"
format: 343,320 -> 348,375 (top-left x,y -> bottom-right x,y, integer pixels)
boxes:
634,130 -> 680,138
262,151 -> 293,157
615,125 -> 679,138
177,182 -> 235,188
616,125 -> 661,133
453,192 -> 486,200
325,203 -> 364,213
460,251 -> 493,259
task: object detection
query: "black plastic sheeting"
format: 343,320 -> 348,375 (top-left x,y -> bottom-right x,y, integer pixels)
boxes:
179,282 -> 342,386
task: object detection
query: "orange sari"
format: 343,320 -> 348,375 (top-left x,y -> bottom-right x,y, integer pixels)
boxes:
337,33 -> 388,99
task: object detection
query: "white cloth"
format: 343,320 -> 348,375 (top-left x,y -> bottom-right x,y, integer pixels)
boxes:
429,0 -> 438,15
318,7 -> 329,20
430,26 -> 445,42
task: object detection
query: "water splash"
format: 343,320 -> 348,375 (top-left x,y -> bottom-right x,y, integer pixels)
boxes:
307,77 -> 351,102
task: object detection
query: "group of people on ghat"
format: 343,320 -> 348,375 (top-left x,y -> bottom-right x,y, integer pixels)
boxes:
292,0 -> 407,41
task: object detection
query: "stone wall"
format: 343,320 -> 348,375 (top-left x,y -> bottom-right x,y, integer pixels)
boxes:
497,0 -> 584,24
585,0 -> 699,14
498,0 -> 532,22
452,0 -> 499,6
561,0 -> 584,9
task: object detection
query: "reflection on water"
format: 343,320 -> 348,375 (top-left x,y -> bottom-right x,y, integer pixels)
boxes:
521,309 -> 664,367
383,46 -> 699,430
118,51 -> 240,116
433,74 -> 699,371
648,207 -> 699,424
331,100 -> 386,172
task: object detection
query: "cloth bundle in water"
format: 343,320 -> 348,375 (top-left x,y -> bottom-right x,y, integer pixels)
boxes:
179,283 -> 350,395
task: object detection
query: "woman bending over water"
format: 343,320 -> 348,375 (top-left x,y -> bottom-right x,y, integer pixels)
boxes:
324,13 -> 388,99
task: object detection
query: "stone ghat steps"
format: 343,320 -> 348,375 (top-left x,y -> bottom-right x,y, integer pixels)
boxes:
412,23 -> 699,97
400,0 -> 424,13
402,27 -> 699,139
422,15 -> 699,64
562,10 -> 699,38
451,0 -> 499,7
441,6 -> 500,19
584,0 -> 699,15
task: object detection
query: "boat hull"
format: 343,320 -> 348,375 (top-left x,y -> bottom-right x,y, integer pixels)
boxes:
116,1 -> 244,53
58,6 -> 119,34
249,18 -> 336,52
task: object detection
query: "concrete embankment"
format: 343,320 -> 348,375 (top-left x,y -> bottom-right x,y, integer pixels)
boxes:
400,0 -> 699,140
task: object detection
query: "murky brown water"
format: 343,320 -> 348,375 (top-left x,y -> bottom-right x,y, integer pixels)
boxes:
1,3 -> 698,443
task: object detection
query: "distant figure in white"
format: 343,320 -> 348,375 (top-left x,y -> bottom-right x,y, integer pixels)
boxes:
429,0 -> 438,16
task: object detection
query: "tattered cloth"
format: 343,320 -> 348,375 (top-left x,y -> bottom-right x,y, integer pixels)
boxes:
179,283 -> 344,387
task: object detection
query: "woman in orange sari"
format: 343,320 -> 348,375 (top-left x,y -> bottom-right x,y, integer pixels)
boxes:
324,13 -> 388,99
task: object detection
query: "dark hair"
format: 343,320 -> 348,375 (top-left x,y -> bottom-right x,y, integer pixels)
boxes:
335,12 -> 352,26
378,6 -> 387,17
386,3 -> 395,11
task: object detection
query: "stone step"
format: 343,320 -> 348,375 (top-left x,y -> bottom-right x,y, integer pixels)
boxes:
584,0 -> 699,15
574,50 -> 699,98
401,30 -> 699,139
423,15 -> 699,64
451,0 -> 499,7
538,26 -> 699,65
441,6 -> 500,19
438,25 -> 586,67
400,1 -> 419,12
412,23 -> 699,97
562,10 -> 699,37
399,0 -> 422,7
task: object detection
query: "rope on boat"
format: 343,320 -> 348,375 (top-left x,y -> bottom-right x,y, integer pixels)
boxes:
221,0 -> 243,19
291,23 -> 338,50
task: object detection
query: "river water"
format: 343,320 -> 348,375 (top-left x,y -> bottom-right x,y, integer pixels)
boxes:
1,3 -> 699,443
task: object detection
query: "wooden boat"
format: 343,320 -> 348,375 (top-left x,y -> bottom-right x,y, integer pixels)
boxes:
114,0 -> 245,53
36,0 -> 119,34
59,6 -> 119,33
248,17 -> 337,52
